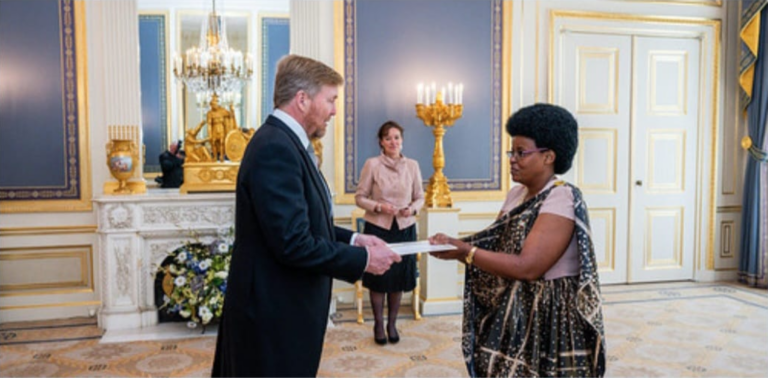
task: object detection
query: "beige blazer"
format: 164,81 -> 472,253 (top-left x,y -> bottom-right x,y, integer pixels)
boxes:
355,153 -> 425,230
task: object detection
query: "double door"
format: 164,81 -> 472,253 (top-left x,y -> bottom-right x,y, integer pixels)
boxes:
555,32 -> 701,284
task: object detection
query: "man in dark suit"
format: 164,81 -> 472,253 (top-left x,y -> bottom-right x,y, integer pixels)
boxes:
212,54 -> 401,377
157,140 -> 184,188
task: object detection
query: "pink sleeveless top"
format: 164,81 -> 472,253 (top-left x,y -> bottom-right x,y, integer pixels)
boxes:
499,179 -> 579,280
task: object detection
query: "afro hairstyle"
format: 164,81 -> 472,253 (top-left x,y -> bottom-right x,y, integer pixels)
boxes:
505,103 -> 578,174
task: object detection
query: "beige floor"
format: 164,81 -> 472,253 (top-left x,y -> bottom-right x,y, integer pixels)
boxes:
1,281 -> 766,377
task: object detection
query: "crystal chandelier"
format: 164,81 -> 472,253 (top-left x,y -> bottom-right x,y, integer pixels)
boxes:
172,0 -> 253,96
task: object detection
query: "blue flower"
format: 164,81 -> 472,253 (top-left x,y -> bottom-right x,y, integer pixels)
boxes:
161,237 -> 233,326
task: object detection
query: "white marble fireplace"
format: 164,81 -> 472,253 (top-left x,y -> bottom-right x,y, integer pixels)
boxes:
94,191 -> 235,331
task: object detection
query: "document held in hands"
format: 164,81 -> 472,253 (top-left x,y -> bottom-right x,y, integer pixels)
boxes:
387,240 -> 457,256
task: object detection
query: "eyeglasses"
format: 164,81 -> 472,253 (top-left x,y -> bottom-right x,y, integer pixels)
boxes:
506,148 -> 549,160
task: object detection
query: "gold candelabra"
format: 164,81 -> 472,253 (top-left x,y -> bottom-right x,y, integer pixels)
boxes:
415,83 -> 464,208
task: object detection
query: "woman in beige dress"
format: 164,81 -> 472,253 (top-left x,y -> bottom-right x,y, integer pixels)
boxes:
356,120 -> 424,344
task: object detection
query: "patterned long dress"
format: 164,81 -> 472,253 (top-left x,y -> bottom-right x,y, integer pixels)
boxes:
461,182 -> 606,377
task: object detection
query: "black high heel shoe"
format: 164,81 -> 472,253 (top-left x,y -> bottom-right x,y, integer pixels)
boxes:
374,326 -> 387,345
387,327 -> 400,344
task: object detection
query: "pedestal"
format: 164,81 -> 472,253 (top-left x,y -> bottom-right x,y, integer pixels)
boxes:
417,207 -> 463,315
179,162 -> 240,194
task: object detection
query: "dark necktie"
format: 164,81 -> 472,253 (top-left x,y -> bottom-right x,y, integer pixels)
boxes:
307,143 -> 333,215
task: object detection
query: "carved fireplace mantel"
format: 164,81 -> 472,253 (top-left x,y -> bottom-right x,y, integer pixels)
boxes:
94,190 -> 235,330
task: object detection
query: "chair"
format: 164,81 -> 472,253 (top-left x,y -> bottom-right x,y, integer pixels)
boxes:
351,208 -> 421,324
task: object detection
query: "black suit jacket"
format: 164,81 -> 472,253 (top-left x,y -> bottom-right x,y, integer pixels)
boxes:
159,151 -> 184,188
212,115 -> 367,377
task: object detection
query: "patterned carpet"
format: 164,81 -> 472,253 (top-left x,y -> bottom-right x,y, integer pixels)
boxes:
1,281 -> 767,377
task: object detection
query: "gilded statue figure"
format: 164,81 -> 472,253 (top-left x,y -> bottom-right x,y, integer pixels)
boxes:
185,119 -> 212,163
206,94 -> 238,162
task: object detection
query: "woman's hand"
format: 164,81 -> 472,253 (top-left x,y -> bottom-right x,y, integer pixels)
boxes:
427,233 -> 469,261
378,203 -> 397,215
397,207 -> 413,217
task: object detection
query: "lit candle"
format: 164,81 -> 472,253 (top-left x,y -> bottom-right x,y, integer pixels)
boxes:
458,83 -> 464,105
417,83 -> 424,104
246,53 -> 253,73
431,82 -> 436,104
447,82 -> 454,104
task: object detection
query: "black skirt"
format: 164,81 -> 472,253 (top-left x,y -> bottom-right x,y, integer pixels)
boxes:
361,219 -> 417,293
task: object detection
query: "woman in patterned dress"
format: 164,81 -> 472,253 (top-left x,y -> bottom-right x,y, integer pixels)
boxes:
429,103 -> 606,377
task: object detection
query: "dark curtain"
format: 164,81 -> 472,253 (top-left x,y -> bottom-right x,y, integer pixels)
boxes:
739,3 -> 768,288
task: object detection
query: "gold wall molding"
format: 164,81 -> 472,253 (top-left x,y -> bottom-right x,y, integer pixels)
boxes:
577,47 -> 620,114
577,129 -> 618,194
719,220 -> 735,258
0,245 -> 93,296
717,205 -> 742,213
648,51 -> 689,116
647,130 -> 687,193
723,0 -> 742,196
0,1 -> 92,214
333,1 -> 512,204
0,225 -> 96,237
624,0 -> 722,6
548,9 -> 720,271
0,300 -> 101,311
590,208 -> 617,272
644,207 -> 684,269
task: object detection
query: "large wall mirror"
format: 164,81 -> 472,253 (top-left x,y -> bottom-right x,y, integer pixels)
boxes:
176,10 -> 251,139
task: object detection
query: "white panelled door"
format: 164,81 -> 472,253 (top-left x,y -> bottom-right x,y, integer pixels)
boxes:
555,33 -> 700,284
630,36 -> 699,282
558,32 -> 632,284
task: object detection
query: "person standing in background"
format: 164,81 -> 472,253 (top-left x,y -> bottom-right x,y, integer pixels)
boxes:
157,140 -> 184,188
355,120 -> 425,345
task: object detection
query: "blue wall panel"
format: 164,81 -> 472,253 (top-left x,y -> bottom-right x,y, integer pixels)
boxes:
139,14 -> 168,174
260,17 -> 290,122
0,0 -> 82,200
344,0 -> 503,194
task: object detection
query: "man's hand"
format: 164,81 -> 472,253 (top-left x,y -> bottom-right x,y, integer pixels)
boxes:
364,245 -> 401,275
353,234 -> 386,247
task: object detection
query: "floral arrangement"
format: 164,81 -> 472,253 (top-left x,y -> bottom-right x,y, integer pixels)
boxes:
158,231 -> 233,330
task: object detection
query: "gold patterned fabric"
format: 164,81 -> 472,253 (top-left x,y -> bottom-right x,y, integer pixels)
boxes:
461,183 -> 606,377
740,0 -> 768,110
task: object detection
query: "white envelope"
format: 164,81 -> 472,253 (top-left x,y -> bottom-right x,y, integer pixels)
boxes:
387,240 -> 456,256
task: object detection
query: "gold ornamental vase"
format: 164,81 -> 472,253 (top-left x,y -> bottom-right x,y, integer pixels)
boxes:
106,139 -> 139,194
